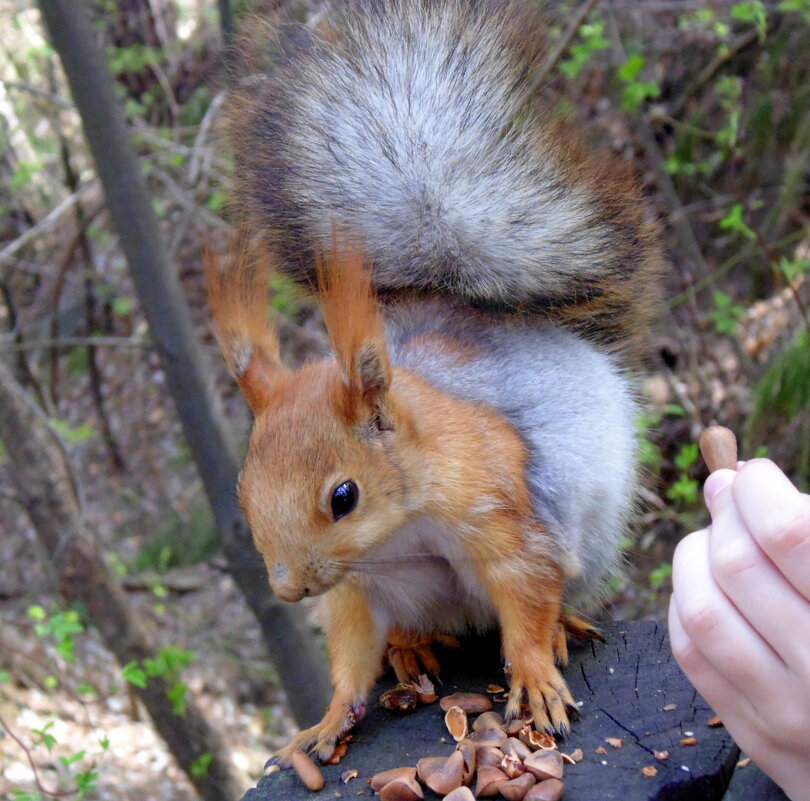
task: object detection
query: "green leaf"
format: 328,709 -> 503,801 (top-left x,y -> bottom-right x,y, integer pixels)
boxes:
709,290 -> 746,335
59,750 -> 86,767
0,669 -> 9,683
168,681 -> 189,715
32,723 -> 57,752
112,296 -> 135,316
732,1 -> 768,40
190,752 -> 213,778
779,257 -> 810,283
649,562 -> 673,589
76,769 -> 99,799
618,54 -> 645,82
122,661 -> 148,688
560,21 -> 610,79
28,605 -> 46,621
49,418 -> 96,444
779,0 -> 810,23
621,80 -> 660,112
206,191 -> 226,212
667,475 -> 700,505
11,790 -> 44,801
719,203 -> 756,240
674,442 -> 700,471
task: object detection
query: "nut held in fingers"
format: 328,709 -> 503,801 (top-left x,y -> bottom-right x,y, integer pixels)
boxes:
699,425 -> 738,473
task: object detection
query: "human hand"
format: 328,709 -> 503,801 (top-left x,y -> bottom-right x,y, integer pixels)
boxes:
669,459 -> 810,801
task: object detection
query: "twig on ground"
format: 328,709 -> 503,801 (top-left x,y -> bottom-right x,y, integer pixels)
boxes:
0,709 -> 78,799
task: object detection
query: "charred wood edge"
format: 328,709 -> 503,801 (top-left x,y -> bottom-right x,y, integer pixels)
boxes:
0,358 -> 244,801
35,0 -> 331,728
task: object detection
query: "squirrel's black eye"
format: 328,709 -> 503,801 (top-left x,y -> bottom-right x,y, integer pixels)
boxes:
331,480 -> 359,521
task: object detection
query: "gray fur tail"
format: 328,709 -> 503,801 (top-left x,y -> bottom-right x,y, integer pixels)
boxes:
228,0 -> 662,350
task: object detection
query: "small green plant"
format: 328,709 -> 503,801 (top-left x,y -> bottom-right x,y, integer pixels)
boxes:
190,752 -> 213,778
618,54 -> 661,112
560,21 -> 611,79
29,606 -> 85,663
649,562 -> 673,590
731,1 -> 768,42
11,790 -> 45,801
122,660 -> 148,688
719,202 -> 756,241
106,43 -> 161,76
779,257 -> 810,283
123,646 -> 196,715
49,418 -> 96,445
31,721 -> 57,753
667,443 -> 701,506
780,0 -> 810,23
708,290 -> 747,335
714,76 -> 744,152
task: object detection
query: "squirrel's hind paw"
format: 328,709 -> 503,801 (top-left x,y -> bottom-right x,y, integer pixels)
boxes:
386,628 -> 460,683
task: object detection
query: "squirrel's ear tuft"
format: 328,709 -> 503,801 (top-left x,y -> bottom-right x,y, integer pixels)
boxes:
204,236 -> 286,414
317,240 -> 392,430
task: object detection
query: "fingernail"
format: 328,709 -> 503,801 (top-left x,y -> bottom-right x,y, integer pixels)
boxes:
704,469 -> 735,506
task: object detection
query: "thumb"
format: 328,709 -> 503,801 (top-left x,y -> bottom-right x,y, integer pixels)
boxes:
703,468 -> 736,518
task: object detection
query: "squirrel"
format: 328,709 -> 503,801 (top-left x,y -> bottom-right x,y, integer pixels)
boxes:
208,0 -> 662,764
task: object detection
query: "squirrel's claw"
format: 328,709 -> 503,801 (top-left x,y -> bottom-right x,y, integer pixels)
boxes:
274,699 -> 366,766
274,728 -> 339,766
506,664 -> 575,737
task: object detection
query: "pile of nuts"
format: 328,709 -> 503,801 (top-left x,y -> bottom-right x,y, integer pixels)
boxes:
292,689 -> 578,801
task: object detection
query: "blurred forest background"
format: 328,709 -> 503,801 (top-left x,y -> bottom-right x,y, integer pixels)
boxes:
0,0 -> 808,799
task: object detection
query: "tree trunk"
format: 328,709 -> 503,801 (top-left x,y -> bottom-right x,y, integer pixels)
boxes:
36,0 -> 331,727
0,360 -> 245,801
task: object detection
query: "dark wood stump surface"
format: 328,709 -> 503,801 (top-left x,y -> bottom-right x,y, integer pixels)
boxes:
242,621 -> 787,801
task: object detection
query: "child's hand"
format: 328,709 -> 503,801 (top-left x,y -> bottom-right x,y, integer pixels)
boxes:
669,459 -> 810,801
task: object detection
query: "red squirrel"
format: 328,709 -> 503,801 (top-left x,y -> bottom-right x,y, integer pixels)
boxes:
208,0 -> 662,764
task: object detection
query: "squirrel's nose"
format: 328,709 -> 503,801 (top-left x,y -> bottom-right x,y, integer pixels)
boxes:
269,562 -> 305,602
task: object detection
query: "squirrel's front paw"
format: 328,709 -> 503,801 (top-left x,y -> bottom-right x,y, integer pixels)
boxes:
505,662 -> 577,736
273,699 -> 367,766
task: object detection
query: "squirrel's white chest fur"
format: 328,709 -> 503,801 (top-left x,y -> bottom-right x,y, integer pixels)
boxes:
351,515 -> 497,635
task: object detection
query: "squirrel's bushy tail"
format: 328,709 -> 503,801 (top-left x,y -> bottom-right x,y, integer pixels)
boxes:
227,0 -> 662,352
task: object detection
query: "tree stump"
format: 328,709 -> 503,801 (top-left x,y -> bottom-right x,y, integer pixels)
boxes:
242,621 -> 787,801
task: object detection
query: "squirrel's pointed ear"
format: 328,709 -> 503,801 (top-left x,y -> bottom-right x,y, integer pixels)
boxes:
318,242 -> 392,430
204,238 -> 287,415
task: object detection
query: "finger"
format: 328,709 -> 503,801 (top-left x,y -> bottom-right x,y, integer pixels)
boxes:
670,529 -> 786,700
704,468 -> 736,508
668,597 -> 759,727
668,600 -> 807,788
732,459 -> 810,600
707,484 -> 810,676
